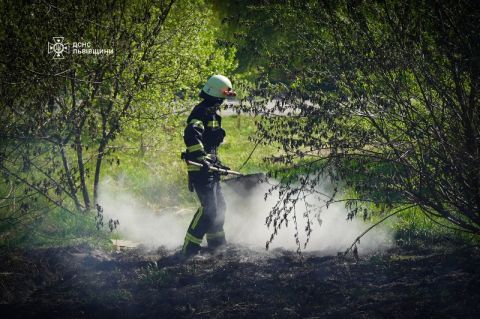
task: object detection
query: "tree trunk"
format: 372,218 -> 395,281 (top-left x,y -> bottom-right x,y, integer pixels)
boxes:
59,144 -> 83,211
71,71 -> 91,210
93,141 -> 106,206
75,131 -> 91,210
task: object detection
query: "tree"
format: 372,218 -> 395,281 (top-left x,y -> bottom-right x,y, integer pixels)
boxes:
0,0 -> 236,231
230,0 -> 480,247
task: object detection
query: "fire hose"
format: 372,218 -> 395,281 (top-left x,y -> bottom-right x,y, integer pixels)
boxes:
186,160 -> 243,176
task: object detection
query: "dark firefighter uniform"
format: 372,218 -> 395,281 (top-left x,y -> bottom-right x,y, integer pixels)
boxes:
182,97 -> 229,256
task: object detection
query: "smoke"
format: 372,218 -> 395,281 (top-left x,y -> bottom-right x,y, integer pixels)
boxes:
223,181 -> 393,255
98,176 -> 393,255
98,178 -> 188,249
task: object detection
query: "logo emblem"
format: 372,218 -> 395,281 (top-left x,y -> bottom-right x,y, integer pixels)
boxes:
47,37 -> 70,59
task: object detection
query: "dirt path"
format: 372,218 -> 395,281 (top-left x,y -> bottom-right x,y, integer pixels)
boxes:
1,242 -> 479,318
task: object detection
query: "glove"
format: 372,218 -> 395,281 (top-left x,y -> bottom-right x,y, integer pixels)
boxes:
209,154 -> 218,163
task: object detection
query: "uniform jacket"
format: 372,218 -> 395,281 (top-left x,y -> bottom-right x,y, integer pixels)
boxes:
183,100 -> 225,174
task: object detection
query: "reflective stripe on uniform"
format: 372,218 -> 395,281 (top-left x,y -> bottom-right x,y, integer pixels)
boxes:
189,119 -> 204,129
196,154 -> 212,161
191,207 -> 204,230
206,231 -> 225,240
187,143 -> 204,152
185,232 -> 202,245
207,120 -> 219,128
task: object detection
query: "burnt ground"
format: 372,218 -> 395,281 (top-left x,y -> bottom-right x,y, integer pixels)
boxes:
0,242 -> 479,318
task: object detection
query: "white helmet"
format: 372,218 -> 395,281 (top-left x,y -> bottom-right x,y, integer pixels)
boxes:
202,74 -> 236,98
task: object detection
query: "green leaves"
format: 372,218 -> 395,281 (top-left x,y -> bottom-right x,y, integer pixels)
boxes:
0,0 -> 240,239
230,0 -> 480,239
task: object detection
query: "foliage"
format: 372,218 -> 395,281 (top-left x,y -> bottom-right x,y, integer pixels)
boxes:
227,0 -> 480,248
1,0 -> 477,250
0,0 -> 236,240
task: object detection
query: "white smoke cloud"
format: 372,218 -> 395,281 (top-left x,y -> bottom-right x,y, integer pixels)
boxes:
223,180 -> 393,255
98,176 -> 393,255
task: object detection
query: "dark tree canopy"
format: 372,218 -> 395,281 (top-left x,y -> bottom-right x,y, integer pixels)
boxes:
227,0 -> 480,246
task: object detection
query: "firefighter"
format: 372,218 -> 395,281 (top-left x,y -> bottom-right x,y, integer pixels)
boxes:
181,74 -> 236,257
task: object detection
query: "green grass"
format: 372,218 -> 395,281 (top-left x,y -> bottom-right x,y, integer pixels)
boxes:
218,115 -> 279,174
339,186 -> 479,247
136,261 -> 175,287
392,207 -> 479,246
26,207 -> 111,248
0,205 -> 112,250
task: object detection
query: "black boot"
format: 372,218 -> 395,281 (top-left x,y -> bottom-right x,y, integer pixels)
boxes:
206,232 -> 227,251
182,241 -> 201,258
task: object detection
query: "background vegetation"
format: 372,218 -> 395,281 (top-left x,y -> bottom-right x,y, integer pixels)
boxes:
219,0 -> 480,248
0,0 -> 478,251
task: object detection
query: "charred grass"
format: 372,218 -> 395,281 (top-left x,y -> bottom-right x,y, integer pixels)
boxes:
0,241 -> 479,318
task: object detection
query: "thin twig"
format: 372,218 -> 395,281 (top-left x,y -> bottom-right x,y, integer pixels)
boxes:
344,204 -> 416,256
238,137 -> 264,171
